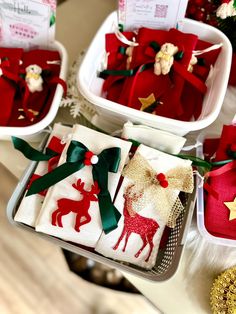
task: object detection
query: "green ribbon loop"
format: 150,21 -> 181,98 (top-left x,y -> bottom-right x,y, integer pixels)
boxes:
99,69 -> 135,77
227,148 -> 236,159
118,46 -> 127,55
26,140 -> 121,234
149,41 -> 160,52
12,136 -> 57,161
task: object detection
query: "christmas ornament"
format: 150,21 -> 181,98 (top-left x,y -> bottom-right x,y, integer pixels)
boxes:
210,266 -> 236,314
224,197 -> 236,221
138,93 -> 162,112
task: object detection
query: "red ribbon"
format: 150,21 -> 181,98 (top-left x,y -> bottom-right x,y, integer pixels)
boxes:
27,136 -> 66,195
204,160 -> 236,199
47,136 -> 66,172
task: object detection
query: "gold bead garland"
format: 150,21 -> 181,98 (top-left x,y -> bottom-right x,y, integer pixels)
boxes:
210,266 -> 236,314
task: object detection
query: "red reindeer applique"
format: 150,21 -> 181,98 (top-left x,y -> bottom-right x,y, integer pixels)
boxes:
51,179 -> 100,232
113,184 -> 159,262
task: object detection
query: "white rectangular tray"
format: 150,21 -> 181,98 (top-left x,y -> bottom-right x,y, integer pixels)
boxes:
0,41 -> 68,141
77,11 -> 232,136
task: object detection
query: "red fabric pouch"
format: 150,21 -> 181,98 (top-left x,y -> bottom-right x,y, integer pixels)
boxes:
116,28 -> 171,111
0,47 -> 23,126
118,28 -> 199,118
8,49 -> 62,127
105,32 -> 136,70
102,32 -> 137,103
180,39 -> 221,121
204,125 -> 236,239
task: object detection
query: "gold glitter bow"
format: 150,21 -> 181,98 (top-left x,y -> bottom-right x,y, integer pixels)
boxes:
122,153 -> 194,227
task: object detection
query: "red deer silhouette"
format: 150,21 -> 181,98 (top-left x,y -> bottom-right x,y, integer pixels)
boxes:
51,179 -> 100,232
113,184 -> 159,262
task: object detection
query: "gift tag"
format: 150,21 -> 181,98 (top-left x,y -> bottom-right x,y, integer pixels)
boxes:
118,0 -> 189,31
0,0 -> 56,49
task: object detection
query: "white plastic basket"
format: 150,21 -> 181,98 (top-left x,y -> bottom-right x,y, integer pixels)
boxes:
77,11 -> 232,136
196,132 -> 236,247
0,41 -> 68,141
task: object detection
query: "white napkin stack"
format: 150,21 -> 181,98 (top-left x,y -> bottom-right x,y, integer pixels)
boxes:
14,123 -> 72,227
95,144 -> 193,269
35,125 -> 132,248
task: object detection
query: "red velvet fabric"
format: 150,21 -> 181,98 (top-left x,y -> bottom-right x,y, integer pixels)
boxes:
180,39 -> 221,121
7,49 -> 61,126
204,125 -> 236,239
105,32 -> 136,70
0,48 -> 23,126
102,27 -> 221,121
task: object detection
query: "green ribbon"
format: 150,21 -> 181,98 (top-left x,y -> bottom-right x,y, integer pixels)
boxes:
12,137 -> 58,161
99,63 -> 153,78
149,41 -> 160,53
227,148 -> 236,159
13,137 -> 122,234
118,46 -> 127,55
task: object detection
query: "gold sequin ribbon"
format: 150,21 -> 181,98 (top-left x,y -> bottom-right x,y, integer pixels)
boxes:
122,153 -> 194,227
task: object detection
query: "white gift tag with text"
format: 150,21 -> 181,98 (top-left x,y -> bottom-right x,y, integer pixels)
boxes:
118,0 -> 188,31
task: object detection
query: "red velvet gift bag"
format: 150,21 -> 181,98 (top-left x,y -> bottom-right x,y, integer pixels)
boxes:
204,125 -> 236,239
8,49 -> 62,127
118,27 -> 199,119
0,47 -> 23,126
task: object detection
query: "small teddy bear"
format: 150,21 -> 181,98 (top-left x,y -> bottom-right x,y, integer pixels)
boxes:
154,43 -> 179,75
25,64 -> 43,93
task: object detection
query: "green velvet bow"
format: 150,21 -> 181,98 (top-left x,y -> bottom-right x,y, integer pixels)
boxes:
12,137 -> 122,234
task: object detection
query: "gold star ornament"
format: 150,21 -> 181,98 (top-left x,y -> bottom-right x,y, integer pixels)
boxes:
138,93 -> 163,113
224,197 -> 236,221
